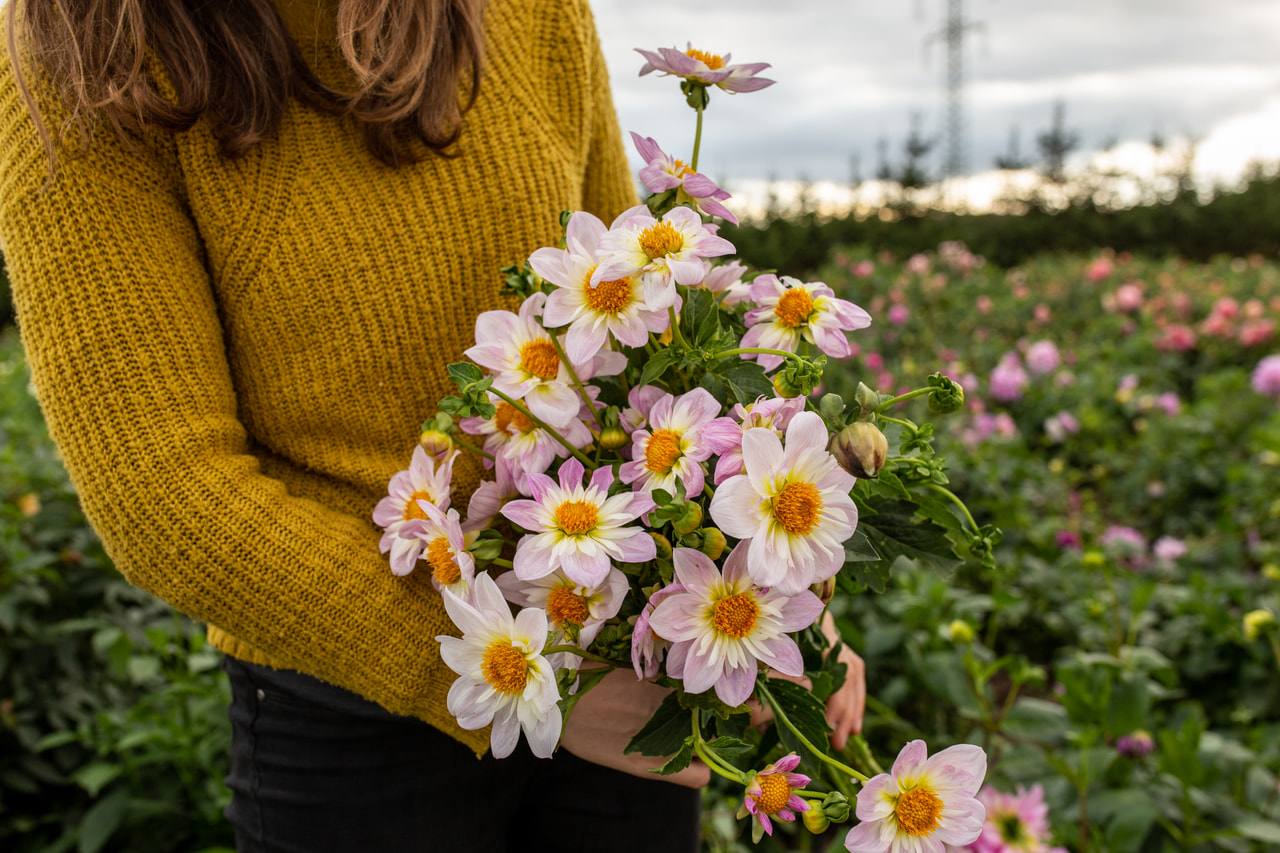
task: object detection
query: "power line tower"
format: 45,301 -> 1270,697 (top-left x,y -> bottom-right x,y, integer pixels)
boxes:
926,0 -> 984,178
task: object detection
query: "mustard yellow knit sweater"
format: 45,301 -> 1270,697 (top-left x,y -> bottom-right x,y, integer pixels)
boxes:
0,0 -> 636,753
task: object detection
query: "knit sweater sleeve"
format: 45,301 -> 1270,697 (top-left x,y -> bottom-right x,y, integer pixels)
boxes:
0,52 -> 487,751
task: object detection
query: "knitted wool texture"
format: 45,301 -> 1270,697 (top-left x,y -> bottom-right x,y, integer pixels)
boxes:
0,0 -> 636,753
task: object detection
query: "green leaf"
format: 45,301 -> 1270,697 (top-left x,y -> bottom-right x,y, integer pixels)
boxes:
651,737 -> 696,776
33,731 -> 82,752
557,667 -> 611,723
72,762 -> 122,797
625,692 -> 691,757
1001,697 -> 1069,744
446,362 -> 484,387
761,679 -> 831,768
1104,675 -> 1151,737
683,288 -> 720,346
843,559 -> 892,594
843,529 -> 880,563
1234,817 -> 1280,844
1088,788 -> 1159,852
719,361 -> 773,405
78,788 -> 128,853
703,736 -> 753,761
638,348 -> 679,387
858,499 -> 962,577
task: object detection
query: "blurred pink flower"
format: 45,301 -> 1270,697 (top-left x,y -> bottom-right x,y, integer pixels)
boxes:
1024,340 -> 1061,376
1085,256 -> 1114,282
1044,411 -> 1079,444
906,253 -> 931,275
1211,296 -> 1240,320
1155,323 -> 1197,352
989,353 -> 1029,403
1056,530 -> 1082,550
1033,303 -> 1052,324
1153,536 -> 1187,564
1239,318 -> 1275,348
1155,392 -> 1181,416
975,295 -> 993,314
887,303 -> 911,326
1112,282 -> 1144,312
1251,355 -> 1280,397
864,351 -> 885,370
852,260 -> 875,278
970,784 -> 1066,853
1116,730 -> 1156,759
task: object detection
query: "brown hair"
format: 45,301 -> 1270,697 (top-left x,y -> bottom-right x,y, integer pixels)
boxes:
8,0 -> 486,167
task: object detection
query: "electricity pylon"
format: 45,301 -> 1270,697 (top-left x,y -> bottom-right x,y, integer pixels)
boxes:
925,0 -> 984,178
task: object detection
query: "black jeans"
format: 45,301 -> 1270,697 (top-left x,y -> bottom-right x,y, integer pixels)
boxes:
223,657 -> 702,852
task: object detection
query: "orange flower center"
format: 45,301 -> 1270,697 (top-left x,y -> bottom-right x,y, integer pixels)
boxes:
753,772 -> 792,815
427,537 -> 460,586
774,289 -> 815,328
555,500 -> 599,535
585,276 -> 633,314
686,48 -> 726,70
773,482 -> 823,535
895,787 -> 944,837
673,158 -> 694,177
638,221 -> 684,260
713,592 -> 759,639
494,401 -> 535,436
645,428 -> 683,473
480,641 -> 529,695
520,339 -> 560,380
546,585 -> 590,627
401,490 -> 435,521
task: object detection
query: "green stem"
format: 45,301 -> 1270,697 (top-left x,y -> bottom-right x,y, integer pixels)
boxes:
667,305 -> 689,350
1268,635 -> 1280,673
849,735 -> 885,776
691,105 -> 704,173
489,557 -> 514,569
756,681 -> 869,784
451,435 -> 495,462
691,710 -> 750,784
547,332 -> 604,430
877,413 -> 914,431
874,387 -> 931,413
543,645 -> 618,666
718,347 -> 805,362
925,483 -> 980,534
487,388 -> 593,467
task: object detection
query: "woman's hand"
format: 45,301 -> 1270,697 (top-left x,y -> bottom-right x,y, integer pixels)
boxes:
559,668 -> 711,788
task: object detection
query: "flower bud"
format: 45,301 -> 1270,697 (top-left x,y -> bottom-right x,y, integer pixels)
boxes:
698,527 -> 727,561
671,501 -> 703,536
772,371 -> 806,399
1244,608 -> 1275,641
418,429 -> 454,462
820,791 -> 850,823
926,373 -> 965,414
947,620 -> 975,644
829,422 -> 889,479
650,531 -> 672,560
598,424 -> 629,450
818,393 -> 847,428
801,809 -> 829,834
809,575 -> 837,605
1115,730 -> 1156,759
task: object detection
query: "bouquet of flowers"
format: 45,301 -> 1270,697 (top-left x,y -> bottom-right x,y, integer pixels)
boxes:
375,43 -> 998,851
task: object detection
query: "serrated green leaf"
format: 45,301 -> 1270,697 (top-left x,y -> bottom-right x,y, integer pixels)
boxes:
760,679 -> 831,769
638,348 -> 679,387
704,736 -> 754,761
651,737 -> 696,776
843,529 -> 880,563
719,361 -> 773,405
858,499 -> 962,577
446,362 -> 484,387
625,692 -> 690,757
844,559 -> 892,594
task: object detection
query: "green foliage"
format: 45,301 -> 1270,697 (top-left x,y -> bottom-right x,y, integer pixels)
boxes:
0,329 -> 233,852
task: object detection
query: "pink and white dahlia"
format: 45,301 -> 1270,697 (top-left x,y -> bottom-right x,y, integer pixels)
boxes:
969,784 -> 1066,853
408,502 -> 475,597
844,740 -> 988,853
741,275 -> 872,371
529,211 -> 670,364
496,566 -> 628,669
703,259 -> 753,307
711,395 -> 807,485
501,457 -> 656,588
463,463 -> 519,533
620,383 -> 666,436
461,392 -> 593,495
631,582 -> 686,679
436,572 -> 562,759
648,543 -> 825,707
631,132 -> 738,224
620,388 -> 736,499
464,293 -> 589,428
635,44 -> 775,93
709,412 -> 858,596
739,753 -> 812,841
594,205 -> 735,311
373,446 -> 458,576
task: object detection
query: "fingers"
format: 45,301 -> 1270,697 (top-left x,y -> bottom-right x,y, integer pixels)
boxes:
826,646 -> 867,750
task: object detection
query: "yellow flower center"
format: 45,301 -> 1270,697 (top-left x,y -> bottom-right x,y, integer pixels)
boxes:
672,158 -> 694,177
480,641 -> 529,695
895,787 -> 944,838
520,338 -> 560,380
774,289 -> 815,328
546,585 -> 590,627
686,48 -> 726,70
401,490 -> 435,521
638,221 -> 684,261
555,499 -> 599,535
773,482 -> 823,535
427,537 -> 460,586
713,591 -> 759,639
494,401 -> 535,436
585,275 -> 633,314
753,772 -> 792,815
645,428 -> 683,473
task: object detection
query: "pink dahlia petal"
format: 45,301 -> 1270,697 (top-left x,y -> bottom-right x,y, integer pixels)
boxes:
855,775 -> 899,822
843,818 -> 892,853
715,661 -> 757,707
933,796 -> 986,846
891,739 -> 930,780
672,546 -> 724,592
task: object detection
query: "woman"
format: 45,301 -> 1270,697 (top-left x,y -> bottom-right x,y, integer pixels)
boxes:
0,0 -> 864,849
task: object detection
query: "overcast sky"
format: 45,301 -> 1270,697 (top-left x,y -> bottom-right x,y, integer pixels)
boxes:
590,0 -> 1280,188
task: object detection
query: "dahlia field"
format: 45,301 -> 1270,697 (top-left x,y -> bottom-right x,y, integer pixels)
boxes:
701,246 -> 1280,852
